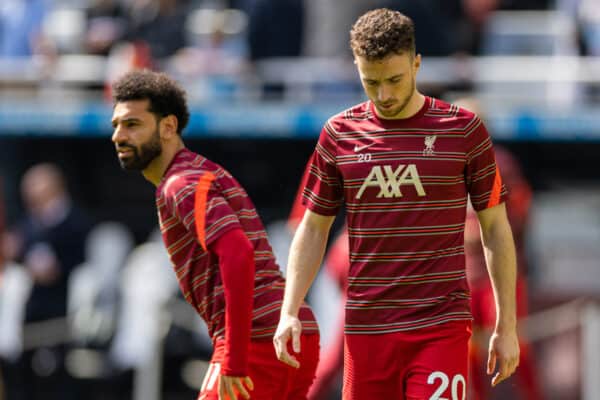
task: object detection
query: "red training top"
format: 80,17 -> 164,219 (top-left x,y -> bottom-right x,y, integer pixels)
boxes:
157,149 -> 318,374
303,97 -> 507,335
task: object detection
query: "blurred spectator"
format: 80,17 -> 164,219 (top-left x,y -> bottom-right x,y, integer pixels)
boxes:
1,174 -> 12,400
302,0 -> 380,57
0,0 -> 48,57
247,0 -> 304,61
499,0 -> 551,10
84,0 -> 129,56
577,0 -> 600,55
441,0 -> 501,54
1,163 -> 91,400
0,175 -> 5,275
558,0 -> 600,55
442,0 -> 552,54
384,0 -> 456,56
125,0 -> 189,61
167,7 -> 249,80
302,0 -> 458,58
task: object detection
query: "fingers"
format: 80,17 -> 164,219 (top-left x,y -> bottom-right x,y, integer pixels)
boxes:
487,348 -> 496,375
218,376 -> 226,400
273,326 -> 301,368
492,373 -> 508,387
489,351 -> 520,387
244,376 -> 254,390
491,358 -> 510,387
244,376 -> 254,391
226,382 -> 236,400
273,331 -> 289,365
218,376 -> 254,400
232,378 -> 250,399
218,376 -> 236,400
275,343 -> 300,369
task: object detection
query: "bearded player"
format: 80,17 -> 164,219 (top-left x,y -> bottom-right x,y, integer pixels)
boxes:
111,69 -> 319,400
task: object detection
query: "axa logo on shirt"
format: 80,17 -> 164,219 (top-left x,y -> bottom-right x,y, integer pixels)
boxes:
355,164 -> 426,199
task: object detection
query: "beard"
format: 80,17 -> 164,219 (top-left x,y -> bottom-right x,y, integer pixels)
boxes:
117,128 -> 162,171
375,78 -> 416,119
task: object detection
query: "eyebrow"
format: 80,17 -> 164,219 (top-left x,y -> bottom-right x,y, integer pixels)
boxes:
111,117 -> 141,127
363,74 -> 404,83
387,74 -> 404,80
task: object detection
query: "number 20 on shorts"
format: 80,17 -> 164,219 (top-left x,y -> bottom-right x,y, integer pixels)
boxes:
427,371 -> 466,400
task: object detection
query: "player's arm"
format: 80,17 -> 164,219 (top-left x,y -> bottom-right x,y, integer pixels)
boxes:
208,228 -> 255,399
273,209 -> 335,368
169,173 -> 254,399
477,203 -> 520,386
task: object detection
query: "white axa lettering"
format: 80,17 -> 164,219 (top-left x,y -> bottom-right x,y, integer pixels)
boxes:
355,164 -> 426,199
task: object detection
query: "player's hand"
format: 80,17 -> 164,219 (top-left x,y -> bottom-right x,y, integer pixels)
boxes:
273,314 -> 302,368
487,328 -> 520,387
218,375 -> 254,400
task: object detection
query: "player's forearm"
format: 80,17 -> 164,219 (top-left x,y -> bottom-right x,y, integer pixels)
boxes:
211,228 -> 255,376
281,218 -> 330,317
481,220 -> 517,332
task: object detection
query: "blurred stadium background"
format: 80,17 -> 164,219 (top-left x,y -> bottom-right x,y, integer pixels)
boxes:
1,0 -> 600,399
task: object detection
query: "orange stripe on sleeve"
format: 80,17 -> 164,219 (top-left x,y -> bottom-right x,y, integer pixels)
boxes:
194,171 -> 217,251
487,166 -> 503,208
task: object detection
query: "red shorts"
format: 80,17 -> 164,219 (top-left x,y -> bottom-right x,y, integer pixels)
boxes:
198,334 -> 320,400
343,321 -> 471,400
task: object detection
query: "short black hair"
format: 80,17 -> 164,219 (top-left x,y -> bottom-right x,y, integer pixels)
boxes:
350,8 -> 415,60
112,69 -> 190,135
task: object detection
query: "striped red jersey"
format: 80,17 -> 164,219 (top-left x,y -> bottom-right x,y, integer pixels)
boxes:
303,97 -> 507,335
157,149 -> 317,341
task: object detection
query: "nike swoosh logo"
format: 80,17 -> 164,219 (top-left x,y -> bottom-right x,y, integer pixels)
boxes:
354,143 -> 375,152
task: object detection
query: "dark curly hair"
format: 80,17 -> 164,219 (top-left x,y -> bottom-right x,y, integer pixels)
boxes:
350,9 -> 415,60
112,69 -> 190,135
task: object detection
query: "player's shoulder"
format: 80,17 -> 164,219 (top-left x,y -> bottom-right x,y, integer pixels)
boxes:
163,170 -> 202,193
427,97 -> 481,128
325,101 -> 372,132
160,152 -> 221,197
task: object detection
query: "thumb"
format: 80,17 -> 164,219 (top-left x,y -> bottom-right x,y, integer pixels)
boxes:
245,376 -> 254,391
487,348 -> 496,375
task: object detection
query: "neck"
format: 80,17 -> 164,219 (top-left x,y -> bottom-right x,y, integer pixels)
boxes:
376,90 -> 425,120
404,91 -> 425,118
142,138 -> 185,186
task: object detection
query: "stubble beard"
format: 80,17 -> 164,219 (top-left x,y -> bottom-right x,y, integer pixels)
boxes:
118,129 -> 162,171
376,78 -> 416,119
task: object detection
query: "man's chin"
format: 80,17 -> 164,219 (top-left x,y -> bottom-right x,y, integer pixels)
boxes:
118,159 -> 144,171
376,107 -> 402,118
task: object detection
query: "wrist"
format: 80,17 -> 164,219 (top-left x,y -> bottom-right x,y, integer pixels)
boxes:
280,303 -> 301,318
221,365 -> 248,377
494,318 -> 517,335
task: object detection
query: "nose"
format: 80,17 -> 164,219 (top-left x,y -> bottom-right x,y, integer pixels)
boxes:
112,124 -> 126,144
377,84 -> 392,102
